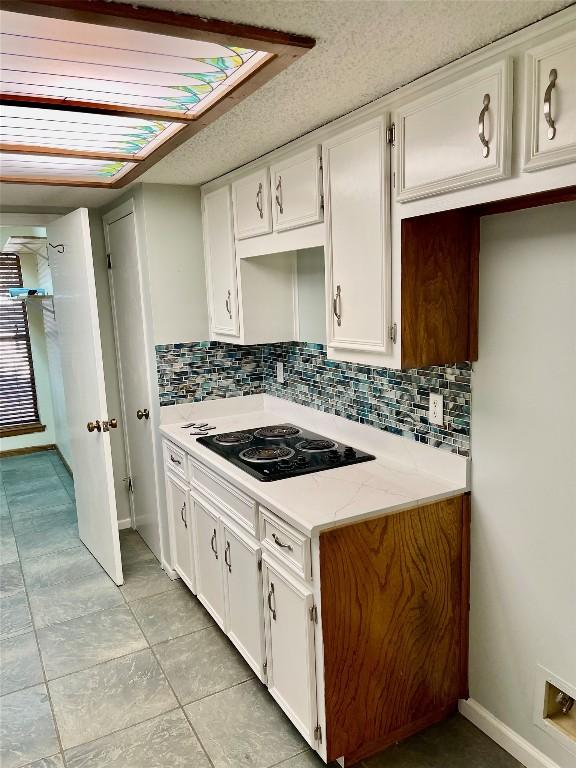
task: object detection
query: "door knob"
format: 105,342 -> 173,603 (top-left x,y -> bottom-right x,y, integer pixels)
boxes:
102,418 -> 118,432
87,420 -> 102,433
136,409 -> 149,420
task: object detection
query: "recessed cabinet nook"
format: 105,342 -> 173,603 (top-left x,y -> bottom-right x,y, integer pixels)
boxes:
160,15 -> 576,767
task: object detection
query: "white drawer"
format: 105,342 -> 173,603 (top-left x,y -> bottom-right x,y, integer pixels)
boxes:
190,458 -> 257,535
260,507 -> 311,581
163,441 -> 188,480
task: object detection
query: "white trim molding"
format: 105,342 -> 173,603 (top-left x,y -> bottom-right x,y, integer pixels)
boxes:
117,517 -> 132,530
459,698 -> 562,768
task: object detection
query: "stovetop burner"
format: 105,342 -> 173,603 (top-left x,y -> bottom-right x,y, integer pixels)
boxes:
197,423 -> 375,482
254,425 -> 301,439
296,439 -> 337,452
214,431 -> 254,446
239,446 -> 295,463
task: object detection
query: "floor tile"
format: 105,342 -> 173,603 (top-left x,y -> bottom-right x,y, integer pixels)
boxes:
156,625 -> 253,704
119,529 -> 156,565
0,684 -> 59,768
21,545 -> 102,589
274,753 -> 327,767
186,678 -> 306,768
129,582 -> 214,645
4,475 -> 64,501
0,527 -> 18,565
15,522 -> 80,561
21,757 -> 64,768
0,561 -> 24,597
0,590 -> 32,639
0,631 -> 44,695
49,648 -> 178,750
65,709 -> 211,768
120,556 -> 179,602
38,604 -> 147,680
1,464 -> 59,491
28,571 -> 123,628
11,505 -> 77,536
8,487 -> 71,517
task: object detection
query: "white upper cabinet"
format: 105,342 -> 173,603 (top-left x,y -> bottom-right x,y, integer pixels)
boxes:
232,168 -> 273,239
202,186 -> 240,338
396,58 -> 513,201
323,115 -> 391,358
523,31 -> 576,172
271,147 -> 323,232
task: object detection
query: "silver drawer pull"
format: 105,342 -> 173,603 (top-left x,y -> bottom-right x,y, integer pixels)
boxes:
224,541 -> 231,573
275,176 -> 283,214
333,284 -> 342,327
170,454 -> 182,466
544,68 -> 557,140
180,502 -> 187,529
267,582 -> 277,621
272,533 -> 293,552
210,528 -> 218,559
225,289 -> 232,319
256,182 -> 263,219
478,93 -> 490,158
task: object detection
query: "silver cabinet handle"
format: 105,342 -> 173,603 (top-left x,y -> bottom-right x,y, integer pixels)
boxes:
478,93 -> 490,158
333,284 -> 342,327
275,176 -> 283,214
180,501 -> 187,529
256,182 -> 263,219
169,454 -> 181,466
225,289 -> 232,319
544,68 -> 558,140
224,540 -> 231,572
272,533 -> 293,552
267,582 -> 276,621
210,528 -> 218,559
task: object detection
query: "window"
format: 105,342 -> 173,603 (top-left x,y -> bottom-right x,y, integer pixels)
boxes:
0,253 -> 42,434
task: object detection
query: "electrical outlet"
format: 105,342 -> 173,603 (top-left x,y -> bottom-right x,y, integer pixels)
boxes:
276,361 -> 284,384
429,393 -> 444,426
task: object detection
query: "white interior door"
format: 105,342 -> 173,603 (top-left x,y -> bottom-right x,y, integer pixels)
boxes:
105,210 -> 160,559
47,209 -> 122,585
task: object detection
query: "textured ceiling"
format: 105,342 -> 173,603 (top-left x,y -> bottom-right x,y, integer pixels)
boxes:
1,0 -> 573,209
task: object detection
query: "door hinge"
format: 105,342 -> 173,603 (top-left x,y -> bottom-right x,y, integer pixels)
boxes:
127,476 -> 134,494
257,555 -> 262,572
386,122 -> 396,146
388,322 -> 397,344
263,658 -> 267,673
107,253 -> 112,269
309,604 -> 318,624
314,724 -> 322,743
319,156 -> 324,211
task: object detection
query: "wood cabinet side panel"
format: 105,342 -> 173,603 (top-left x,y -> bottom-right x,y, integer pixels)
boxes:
319,496 -> 468,762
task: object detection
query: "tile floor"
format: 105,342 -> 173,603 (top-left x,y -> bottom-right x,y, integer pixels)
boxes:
0,450 -> 521,768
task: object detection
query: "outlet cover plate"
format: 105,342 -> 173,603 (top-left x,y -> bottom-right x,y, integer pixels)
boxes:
429,393 -> 444,426
276,361 -> 284,384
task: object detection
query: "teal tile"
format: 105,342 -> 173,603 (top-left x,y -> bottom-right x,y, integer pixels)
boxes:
0,631 -> 44,696
0,684 -> 59,768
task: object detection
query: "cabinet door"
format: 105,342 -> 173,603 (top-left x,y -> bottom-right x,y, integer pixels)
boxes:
232,168 -> 272,239
202,187 -> 240,337
323,116 -> 391,355
263,558 -> 317,744
396,58 -> 512,201
222,522 -> 265,679
165,472 -> 195,593
523,31 -> 576,171
191,496 -> 226,629
271,147 -> 323,232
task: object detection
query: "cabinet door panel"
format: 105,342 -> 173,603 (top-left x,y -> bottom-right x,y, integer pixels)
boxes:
524,32 -> 576,171
165,472 -> 195,593
192,497 -> 226,628
271,147 -> 322,232
223,523 -> 265,679
397,58 -> 512,201
202,187 -> 239,336
324,116 -> 390,354
232,168 -> 272,239
263,558 -> 317,744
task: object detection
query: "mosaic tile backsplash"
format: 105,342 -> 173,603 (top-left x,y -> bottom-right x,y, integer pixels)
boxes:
156,341 -> 470,455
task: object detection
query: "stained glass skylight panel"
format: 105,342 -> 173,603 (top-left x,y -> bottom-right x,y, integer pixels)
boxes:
0,153 -> 135,182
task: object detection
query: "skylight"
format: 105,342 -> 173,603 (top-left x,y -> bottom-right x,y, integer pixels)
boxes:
0,3 -> 313,188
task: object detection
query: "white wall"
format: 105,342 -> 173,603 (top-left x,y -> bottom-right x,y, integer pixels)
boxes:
469,202 -> 576,768
0,226 -> 57,453
296,246 -> 326,344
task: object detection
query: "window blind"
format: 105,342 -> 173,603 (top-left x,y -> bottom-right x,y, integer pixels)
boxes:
0,253 -> 40,430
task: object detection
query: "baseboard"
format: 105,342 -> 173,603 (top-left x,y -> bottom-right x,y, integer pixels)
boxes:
162,558 -> 178,580
459,699 -> 561,768
0,443 -> 56,458
117,517 -> 132,530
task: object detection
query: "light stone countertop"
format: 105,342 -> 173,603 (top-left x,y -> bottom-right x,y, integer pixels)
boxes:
159,395 -> 469,537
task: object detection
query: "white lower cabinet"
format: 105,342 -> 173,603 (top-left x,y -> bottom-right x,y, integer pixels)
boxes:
191,494 -> 226,629
222,521 -> 266,680
262,555 -> 318,744
165,471 -> 195,593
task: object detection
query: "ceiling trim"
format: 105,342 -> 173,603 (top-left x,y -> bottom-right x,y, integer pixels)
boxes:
0,143 -> 144,163
0,0 -> 316,188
